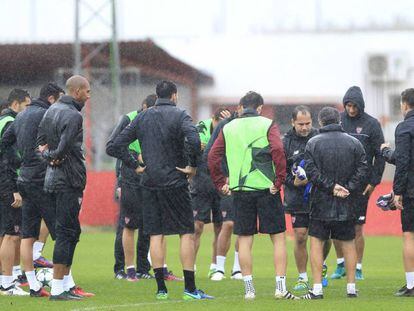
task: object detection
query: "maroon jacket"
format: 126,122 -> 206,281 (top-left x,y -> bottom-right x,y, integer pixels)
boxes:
208,117 -> 286,191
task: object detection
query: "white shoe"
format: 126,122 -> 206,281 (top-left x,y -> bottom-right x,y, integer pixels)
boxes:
231,271 -> 243,280
275,290 -> 299,300
210,271 -> 225,281
244,291 -> 256,300
0,285 -> 29,296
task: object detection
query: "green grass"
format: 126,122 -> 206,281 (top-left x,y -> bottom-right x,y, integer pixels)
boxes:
1,229 -> 414,310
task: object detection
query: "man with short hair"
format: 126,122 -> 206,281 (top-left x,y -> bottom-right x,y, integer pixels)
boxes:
302,107 -> 368,299
381,88 -> 414,297
0,88 -> 30,296
107,94 -> 156,281
209,91 -> 297,300
38,75 -> 93,301
1,82 -> 64,297
331,86 -> 385,280
110,80 -> 213,300
283,105 -> 331,291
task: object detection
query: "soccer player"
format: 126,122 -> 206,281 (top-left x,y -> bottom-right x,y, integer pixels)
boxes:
331,86 -> 385,280
283,105 -> 331,291
302,107 -> 368,299
0,89 -> 30,296
209,91 -> 297,300
192,108 -> 230,278
381,88 -> 414,297
38,75 -> 93,301
110,80 -> 213,300
204,109 -> 242,281
1,83 -> 64,297
107,94 -> 156,281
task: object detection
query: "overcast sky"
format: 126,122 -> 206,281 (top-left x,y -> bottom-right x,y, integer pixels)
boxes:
0,0 -> 413,43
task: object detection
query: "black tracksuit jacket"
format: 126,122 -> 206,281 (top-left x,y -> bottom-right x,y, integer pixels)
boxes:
304,124 -> 368,221
37,95 -> 86,192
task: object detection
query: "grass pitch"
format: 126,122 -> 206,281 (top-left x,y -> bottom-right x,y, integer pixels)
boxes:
1,229 -> 414,310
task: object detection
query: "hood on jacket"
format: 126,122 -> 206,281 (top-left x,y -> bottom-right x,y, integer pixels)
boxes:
343,86 -> 365,115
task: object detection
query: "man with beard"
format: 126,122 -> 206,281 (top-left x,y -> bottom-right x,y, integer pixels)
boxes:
283,105 -> 331,291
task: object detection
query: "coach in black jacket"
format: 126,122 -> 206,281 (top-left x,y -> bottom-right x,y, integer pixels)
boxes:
1,83 -> 64,295
381,88 -> 414,297
283,105 -> 331,289
37,75 -> 90,300
302,107 -> 367,299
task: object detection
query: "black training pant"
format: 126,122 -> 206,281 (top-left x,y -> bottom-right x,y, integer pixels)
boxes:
113,185 -> 150,274
52,190 -> 83,266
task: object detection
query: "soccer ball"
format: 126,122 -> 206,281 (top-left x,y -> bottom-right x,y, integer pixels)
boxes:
36,268 -> 53,287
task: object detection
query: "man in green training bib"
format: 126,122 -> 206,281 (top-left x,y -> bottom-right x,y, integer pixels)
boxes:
208,91 -> 297,300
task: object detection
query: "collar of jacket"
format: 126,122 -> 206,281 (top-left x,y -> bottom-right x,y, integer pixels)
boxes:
60,95 -> 84,111
319,123 -> 344,133
287,127 -> 318,140
30,98 -> 50,110
1,108 -> 17,118
155,98 -> 175,106
405,110 -> 414,120
240,108 -> 259,117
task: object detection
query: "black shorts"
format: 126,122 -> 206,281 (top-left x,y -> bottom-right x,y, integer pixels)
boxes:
0,192 -> 22,236
192,192 -> 223,224
121,185 -> 144,230
401,197 -> 414,232
220,194 -> 235,222
291,213 -> 310,229
354,192 -> 369,225
18,183 -> 56,240
233,191 -> 286,236
308,219 -> 355,241
142,185 -> 194,236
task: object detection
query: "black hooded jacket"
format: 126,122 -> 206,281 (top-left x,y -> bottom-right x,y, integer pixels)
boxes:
0,108 -> 19,193
108,99 -> 201,189
37,95 -> 86,192
304,123 -> 368,221
382,110 -> 414,197
1,99 -> 50,185
283,127 -> 318,214
341,86 -> 385,188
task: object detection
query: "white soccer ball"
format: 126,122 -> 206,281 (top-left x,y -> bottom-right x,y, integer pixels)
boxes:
36,268 -> 53,287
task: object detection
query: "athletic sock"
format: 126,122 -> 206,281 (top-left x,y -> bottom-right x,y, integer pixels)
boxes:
275,276 -> 287,293
33,241 -> 44,261
2,275 -> 14,289
154,268 -> 167,293
243,275 -> 255,294
209,263 -> 217,271
323,261 -> 327,266
126,266 -> 136,279
406,272 -> 414,290
337,258 -> 345,265
356,263 -> 362,270
299,272 -> 308,281
63,271 -> 76,291
216,255 -> 226,273
347,283 -> 356,294
12,265 -> 22,279
51,279 -> 64,296
183,270 -> 196,292
147,252 -> 152,266
162,264 -> 168,276
26,270 -> 41,291
313,283 -> 323,296
233,251 -> 241,272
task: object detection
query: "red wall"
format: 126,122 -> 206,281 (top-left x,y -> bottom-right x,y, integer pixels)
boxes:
80,172 -> 401,235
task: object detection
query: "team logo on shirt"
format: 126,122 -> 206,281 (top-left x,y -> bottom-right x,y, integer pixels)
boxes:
125,217 -> 130,224
222,211 -> 227,218
356,127 -> 363,134
293,150 -> 299,155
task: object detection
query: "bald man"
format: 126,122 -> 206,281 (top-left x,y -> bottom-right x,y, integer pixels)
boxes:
37,75 -> 93,301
